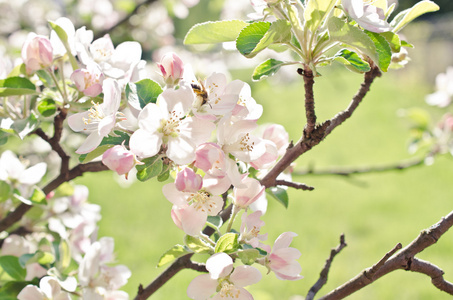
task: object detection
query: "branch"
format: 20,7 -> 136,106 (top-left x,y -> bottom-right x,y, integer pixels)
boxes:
0,162 -> 109,232
306,234 -> 347,300
294,156 -> 427,177
324,65 -> 381,137
301,66 -> 317,136
93,0 -> 158,40
274,179 -> 314,191
319,210 -> 453,299
260,66 -> 380,189
134,205 -> 233,299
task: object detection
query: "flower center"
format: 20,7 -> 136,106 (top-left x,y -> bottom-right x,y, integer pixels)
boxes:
188,191 -> 216,214
160,110 -> 182,139
218,280 -> 241,298
83,101 -> 105,129
239,133 -> 254,152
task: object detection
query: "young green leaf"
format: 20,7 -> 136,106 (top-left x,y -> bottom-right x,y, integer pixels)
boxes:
380,32 -> 401,53
215,233 -> 239,253
48,20 -> 78,70
238,248 -> 260,265
252,59 -> 286,81
207,216 -> 223,228
184,20 -> 247,45
79,130 -> 131,162
136,156 -> 164,182
236,22 -> 271,58
37,98 -> 57,117
334,49 -> 371,73
0,130 -> 8,146
0,256 -> 26,281
157,245 -> 190,267
390,1 -> 439,33
11,112 -> 39,140
30,187 -> 47,205
0,181 -> 11,202
79,144 -> 113,163
126,79 -> 163,110
304,0 -> 337,32
184,235 -> 212,254
0,77 -> 37,97
266,187 -> 289,208
365,31 -> 392,72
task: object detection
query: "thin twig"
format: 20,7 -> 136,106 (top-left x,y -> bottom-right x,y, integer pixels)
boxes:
274,179 -> 314,191
301,65 -> 317,137
93,0 -> 158,40
306,234 -> 347,300
319,210 -> 453,299
0,162 -> 109,232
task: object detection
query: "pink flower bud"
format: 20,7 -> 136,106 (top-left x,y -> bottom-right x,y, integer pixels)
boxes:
175,168 -> 202,193
157,52 -> 184,86
21,33 -> 53,74
70,63 -> 104,97
233,177 -> 265,209
102,145 -> 135,177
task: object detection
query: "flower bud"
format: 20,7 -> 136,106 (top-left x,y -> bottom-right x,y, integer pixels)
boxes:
21,33 -> 53,74
71,63 -> 104,97
158,52 -> 184,86
175,168 -> 202,193
102,145 -> 135,177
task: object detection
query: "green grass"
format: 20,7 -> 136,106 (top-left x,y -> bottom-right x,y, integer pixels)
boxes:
76,67 -> 453,299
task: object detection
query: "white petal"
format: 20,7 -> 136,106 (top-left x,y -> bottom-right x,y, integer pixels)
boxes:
167,137 -> 196,165
137,103 -> 165,133
273,232 -> 298,252
17,285 -> 45,300
67,111 -> 91,132
19,162 -> 46,185
102,79 -> 121,114
0,150 -> 25,180
207,253 -> 233,279
75,132 -> 104,154
230,265 -> 262,287
129,129 -> 162,158
181,206 -> 207,236
187,274 -> 218,300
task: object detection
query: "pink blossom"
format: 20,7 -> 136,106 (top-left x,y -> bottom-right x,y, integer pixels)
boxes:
262,124 -> 289,156
102,145 -> 136,177
158,52 -> 184,86
68,78 -> 123,154
240,211 -> 268,248
21,33 -> 53,74
233,177 -> 265,209
175,168 -> 203,192
265,232 -> 303,281
71,63 -> 104,97
194,143 -> 227,178
187,253 -> 262,300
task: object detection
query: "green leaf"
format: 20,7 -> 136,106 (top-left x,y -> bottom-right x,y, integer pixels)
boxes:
400,40 -> 414,48
215,233 -> 239,254
157,245 -> 190,267
266,187 -> 289,208
252,59 -> 286,81
0,130 -> 8,145
30,187 -> 47,205
58,240 -> 71,270
48,20 -> 78,70
0,281 -> 31,299
0,181 -> 11,202
157,164 -> 171,182
380,32 -> 401,53
0,77 -> 37,97
304,0 -> 337,32
253,20 -> 292,54
0,256 -> 26,281
36,70 -> 52,86
11,112 -> 39,139
37,98 -> 57,117
54,182 -> 74,198
79,144 -> 113,163
328,17 -> 379,66
238,248 -> 260,265
18,253 -> 34,268
184,236 -> 211,254
236,22 -> 271,58
36,252 -> 55,265
333,49 -> 371,73
243,243 -> 268,256
136,156 -> 163,182
207,216 -> 223,228
184,20 -> 247,44
365,31 -> 392,72
390,1 -> 439,33
7,64 -> 26,77
126,79 -> 163,110
78,131 -> 131,163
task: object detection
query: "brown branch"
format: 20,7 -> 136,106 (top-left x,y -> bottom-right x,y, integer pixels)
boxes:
319,210 -> 453,299
275,179 -> 314,191
93,0 -> 159,40
301,66 -> 317,137
409,258 -> 453,294
324,65 -> 381,137
306,234 -> 347,300
294,156 -> 426,177
135,205 -> 233,299
0,162 -> 109,233
261,66 -> 379,189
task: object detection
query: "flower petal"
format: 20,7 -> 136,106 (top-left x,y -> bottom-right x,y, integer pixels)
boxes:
187,274 -> 218,300
230,265 -> 262,287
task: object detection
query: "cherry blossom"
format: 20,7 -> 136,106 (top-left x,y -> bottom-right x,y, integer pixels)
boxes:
67,78 -> 123,154
71,63 -> 104,97
129,84 -> 215,165
187,253 -> 262,300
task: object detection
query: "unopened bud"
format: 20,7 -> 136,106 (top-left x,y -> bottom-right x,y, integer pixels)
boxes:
175,168 -> 202,193
158,52 -> 184,87
102,145 -> 136,177
21,33 -> 53,74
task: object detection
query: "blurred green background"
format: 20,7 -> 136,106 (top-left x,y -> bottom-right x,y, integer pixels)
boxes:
2,0 -> 452,298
